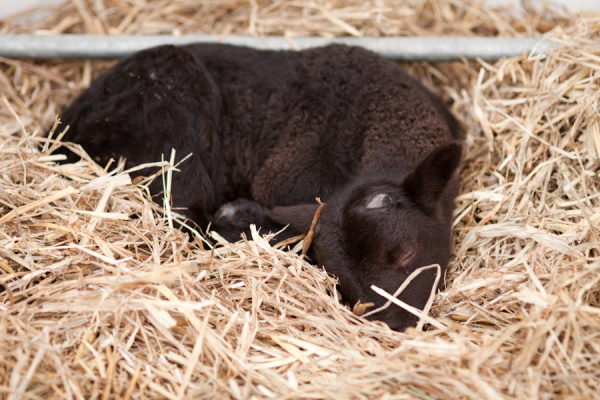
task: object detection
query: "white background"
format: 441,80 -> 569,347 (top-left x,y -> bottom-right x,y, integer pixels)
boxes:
1,0 -> 600,23
1,0 -> 65,21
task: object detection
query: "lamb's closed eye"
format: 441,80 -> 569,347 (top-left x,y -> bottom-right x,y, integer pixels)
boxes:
395,244 -> 416,268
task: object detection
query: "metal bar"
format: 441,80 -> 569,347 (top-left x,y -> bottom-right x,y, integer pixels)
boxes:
0,34 -> 553,61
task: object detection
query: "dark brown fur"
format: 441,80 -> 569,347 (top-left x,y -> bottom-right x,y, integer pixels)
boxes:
55,43 -> 462,331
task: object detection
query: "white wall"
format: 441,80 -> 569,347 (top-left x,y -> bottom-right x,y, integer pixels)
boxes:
1,0 -> 599,22
485,0 -> 600,12
0,0 -> 67,21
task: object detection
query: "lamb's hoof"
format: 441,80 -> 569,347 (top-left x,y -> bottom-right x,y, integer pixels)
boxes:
215,203 -> 236,221
214,199 -> 268,224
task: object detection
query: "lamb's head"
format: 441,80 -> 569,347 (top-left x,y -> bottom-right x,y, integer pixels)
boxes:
311,142 -> 462,331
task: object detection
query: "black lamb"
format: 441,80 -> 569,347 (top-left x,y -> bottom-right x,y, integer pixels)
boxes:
54,43 -> 463,331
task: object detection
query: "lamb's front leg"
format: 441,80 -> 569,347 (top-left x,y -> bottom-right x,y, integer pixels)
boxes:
210,199 -> 318,243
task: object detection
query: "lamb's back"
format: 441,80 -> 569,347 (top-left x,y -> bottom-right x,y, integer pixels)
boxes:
187,44 -> 457,205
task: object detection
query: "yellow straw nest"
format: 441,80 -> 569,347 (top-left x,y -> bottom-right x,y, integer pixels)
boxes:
1,1 -> 600,398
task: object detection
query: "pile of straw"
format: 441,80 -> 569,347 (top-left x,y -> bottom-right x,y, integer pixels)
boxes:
1,0 -> 599,398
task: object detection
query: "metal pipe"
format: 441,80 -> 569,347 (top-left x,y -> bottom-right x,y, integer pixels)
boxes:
0,34 -> 552,61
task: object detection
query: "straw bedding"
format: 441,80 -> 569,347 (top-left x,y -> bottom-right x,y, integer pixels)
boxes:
1,1 -> 599,398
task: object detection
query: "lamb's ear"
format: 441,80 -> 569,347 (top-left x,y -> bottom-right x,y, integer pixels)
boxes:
402,142 -> 462,213
267,203 -> 320,235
